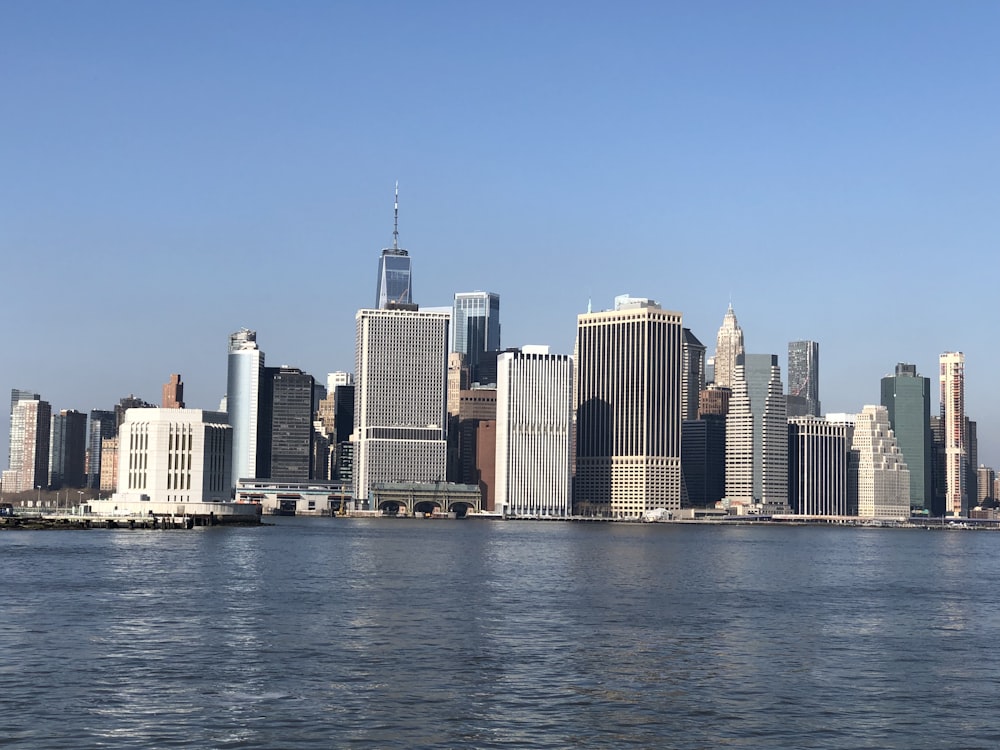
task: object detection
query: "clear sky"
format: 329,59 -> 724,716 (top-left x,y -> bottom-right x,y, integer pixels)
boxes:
3,2 -> 999,468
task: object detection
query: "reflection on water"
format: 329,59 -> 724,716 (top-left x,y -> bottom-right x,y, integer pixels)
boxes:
3,521 -> 1000,748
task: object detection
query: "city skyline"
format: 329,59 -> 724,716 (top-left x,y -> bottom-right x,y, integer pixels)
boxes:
3,3 -> 1000,466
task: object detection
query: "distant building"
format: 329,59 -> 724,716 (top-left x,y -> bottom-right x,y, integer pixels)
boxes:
353,307 -> 449,504
787,416 -> 851,516
48,409 -> 87,489
99,437 -> 119,493
447,387 -> 496,488
495,346 -> 573,517
977,465 -> 995,507
9,389 -> 39,468
227,328 -> 265,485
787,341 -> 820,417
87,410 -> 116,489
115,395 -> 154,429
725,354 -> 787,508
713,304 -> 744,389
114,408 -> 232,504
851,405 -> 910,519
574,295 -> 683,517
939,352 -> 966,516
162,374 -> 185,408
699,384 -> 731,418
263,366 -> 315,482
681,415 -> 725,507
880,363 -> 931,511
375,184 -> 413,308
453,291 -> 501,386
682,328 -> 706,422
8,396 -> 52,493
476,420 -> 497,512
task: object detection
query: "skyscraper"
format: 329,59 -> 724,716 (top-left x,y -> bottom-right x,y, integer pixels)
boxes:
495,346 -> 573,517
681,328 -> 706,422
227,328 -> 265,485
452,291 -> 501,385
8,397 -> 51,493
880,363 -> 931,511
725,354 -> 787,508
787,340 -> 820,417
939,352 -> 966,516
87,409 -> 116,489
787,416 -> 851,516
574,295 -> 683,517
375,183 -> 413,309
264,366 -> 315,482
353,307 -> 449,504
851,405 -> 910,518
713,304 -> 744,389
48,409 -> 87,489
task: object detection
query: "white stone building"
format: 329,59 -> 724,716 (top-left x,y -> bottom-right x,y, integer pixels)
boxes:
495,346 -> 573,517
851,405 -> 910,519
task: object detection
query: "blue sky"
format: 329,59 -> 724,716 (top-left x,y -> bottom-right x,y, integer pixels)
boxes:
3,2 -> 999,467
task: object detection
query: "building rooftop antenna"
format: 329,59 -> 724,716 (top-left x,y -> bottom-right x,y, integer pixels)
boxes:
393,181 -> 399,250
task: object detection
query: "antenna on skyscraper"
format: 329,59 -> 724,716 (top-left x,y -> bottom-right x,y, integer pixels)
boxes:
393,181 -> 399,250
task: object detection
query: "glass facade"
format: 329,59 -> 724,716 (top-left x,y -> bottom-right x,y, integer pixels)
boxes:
376,250 -> 412,308
880,363 -> 931,511
452,292 -> 501,385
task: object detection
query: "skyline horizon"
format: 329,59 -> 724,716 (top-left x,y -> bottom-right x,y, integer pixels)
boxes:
4,2 -> 998,468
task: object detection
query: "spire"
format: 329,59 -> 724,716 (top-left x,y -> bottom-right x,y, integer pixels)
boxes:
392,181 -> 399,250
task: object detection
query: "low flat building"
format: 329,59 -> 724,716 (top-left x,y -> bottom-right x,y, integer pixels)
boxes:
236,479 -> 352,515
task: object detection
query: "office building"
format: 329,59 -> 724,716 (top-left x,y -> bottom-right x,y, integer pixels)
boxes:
447,387 -> 496,486
682,328 -> 706,422
681,415 -> 726,507
115,408 -> 232,504
725,354 -> 787,508
453,291 -> 501,385
162,374 -> 185,408
966,418 -> 978,516
699,384 -> 731,417
48,409 -> 87,489
87,410 -> 116,489
227,328 -> 265,485
851,405 -> 910,518
939,352 -> 966,516
787,340 -> 820,417
375,183 -> 413,308
263,366 -> 315,482
353,307 -> 449,504
787,417 -> 851,516
495,346 -> 573,517
713,304 -> 744,389
7,397 -> 52,493
115,395 -> 154,429
574,295 -> 683,517
880,363 -> 932,511
99,437 -> 119,493
9,389 -> 39,469
977,465 -> 995,507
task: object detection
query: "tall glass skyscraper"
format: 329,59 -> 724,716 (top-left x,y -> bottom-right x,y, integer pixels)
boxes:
787,340 -> 820,417
880,363 -> 931,511
452,291 -> 501,385
227,328 -> 265,486
375,184 -> 413,308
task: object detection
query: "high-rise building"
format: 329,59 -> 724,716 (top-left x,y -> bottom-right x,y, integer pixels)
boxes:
725,354 -> 787,508
681,415 -> 726,507
227,328 -> 265,485
114,408 -> 232,504
453,291 -> 501,386
495,346 -> 573,517
939,352 -> 966,516
447,388 -> 496,486
977,465 -> 995,507
966,417 -> 978,516
48,409 -> 87,489
574,295 -> 683,517
9,389 -> 39,469
264,366 -> 315,482
787,340 -> 820,417
87,410 -> 117,490
353,307 -> 449,504
698,384 -> 731,417
7,397 -> 52,493
162,374 -> 185,408
682,328 -> 706,422
99,436 -> 119,493
375,183 -> 413,309
713,304 -> 744,389
880,363 -> 932,511
787,416 -> 851,516
115,395 -> 154,429
851,405 -> 910,519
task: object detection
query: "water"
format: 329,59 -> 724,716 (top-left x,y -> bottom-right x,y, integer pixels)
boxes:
2,519 -> 999,749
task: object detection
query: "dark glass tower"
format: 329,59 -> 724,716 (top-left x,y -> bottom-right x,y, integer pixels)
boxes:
452,291 -> 501,385
880,363 -> 931,511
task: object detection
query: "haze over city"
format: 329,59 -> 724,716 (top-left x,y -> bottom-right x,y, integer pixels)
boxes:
3,2 -> 999,465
